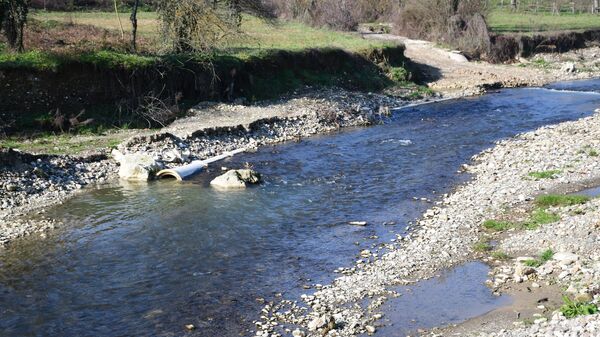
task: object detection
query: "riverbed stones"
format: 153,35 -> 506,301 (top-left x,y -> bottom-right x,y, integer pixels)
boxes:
210,169 -> 261,189
552,252 -> 579,266
115,152 -> 162,181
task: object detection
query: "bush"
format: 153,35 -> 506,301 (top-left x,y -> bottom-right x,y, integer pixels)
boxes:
393,0 -> 490,58
560,296 -> 599,318
265,0 -> 396,31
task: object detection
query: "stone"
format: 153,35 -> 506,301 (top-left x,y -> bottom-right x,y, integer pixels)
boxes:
574,293 -> 592,302
236,169 -> 262,184
115,152 -> 162,181
307,315 -> 332,331
185,324 -> 195,331
553,252 -> 579,266
210,169 -> 261,189
5,184 -> 18,192
366,325 -> 377,334
561,62 -> 576,73
349,221 -> 367,226
515,264 -> 537,277
291,329 -> 305,337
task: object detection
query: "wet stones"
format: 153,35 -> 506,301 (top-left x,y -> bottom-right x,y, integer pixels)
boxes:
210,169 -> 262,189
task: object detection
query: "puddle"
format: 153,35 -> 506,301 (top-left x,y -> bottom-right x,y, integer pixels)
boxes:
375,262 -> 511,336
571,185 -> 600,198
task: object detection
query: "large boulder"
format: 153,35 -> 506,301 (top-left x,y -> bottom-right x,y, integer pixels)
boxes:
113,150 -> 162,181
210,169 -> 261,189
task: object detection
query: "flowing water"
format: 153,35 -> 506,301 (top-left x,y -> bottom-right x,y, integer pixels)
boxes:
1,79 -> 599,337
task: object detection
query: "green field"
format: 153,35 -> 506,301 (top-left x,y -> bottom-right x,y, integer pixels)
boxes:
29,11 -> 392,55
488,10 -> 600,33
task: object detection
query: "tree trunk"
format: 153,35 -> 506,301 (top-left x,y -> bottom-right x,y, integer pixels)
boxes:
595,0 -> 600,13
510,0 -> 517,10
130,0 -> 140,52
2,0 -> 29,52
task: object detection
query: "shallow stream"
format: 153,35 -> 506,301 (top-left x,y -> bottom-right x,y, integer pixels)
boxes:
1,79 -> 599,337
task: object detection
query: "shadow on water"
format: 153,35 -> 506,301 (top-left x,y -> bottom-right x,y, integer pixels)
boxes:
0,79 -> 599,337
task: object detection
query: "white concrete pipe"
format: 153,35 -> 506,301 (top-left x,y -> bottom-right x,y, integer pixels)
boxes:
156,148 -> 247,181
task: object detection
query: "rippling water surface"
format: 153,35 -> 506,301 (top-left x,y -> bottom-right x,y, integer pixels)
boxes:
1,79 -> 599,337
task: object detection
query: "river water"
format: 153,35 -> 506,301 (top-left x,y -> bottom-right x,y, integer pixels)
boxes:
1,79 -> 599,337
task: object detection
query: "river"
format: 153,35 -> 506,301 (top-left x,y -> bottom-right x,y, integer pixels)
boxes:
1,79 -> 599,337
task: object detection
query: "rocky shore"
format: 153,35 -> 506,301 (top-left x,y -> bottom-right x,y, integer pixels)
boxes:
0,88 -> 414,245
251,111 -> 600,336
1,42 -> 600,336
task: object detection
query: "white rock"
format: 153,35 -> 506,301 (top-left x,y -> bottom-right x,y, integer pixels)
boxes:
116,153 -> 162,181
210,169 -> 261,189
561,62 -> 577,73
553,252 -> 579,266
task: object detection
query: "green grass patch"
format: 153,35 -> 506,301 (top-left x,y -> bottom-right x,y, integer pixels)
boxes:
473,239 -> 493,252
528,170 -> 562,180
483,208 -> 559,232
488,10 -> 600,33
560,296 -> 599,318
0,49 -> 159,71
521,208 -> 560,229
0,132 -> 128,155
522,248 -> 554,268
491,251 -> 511,260
535,195 -> 591,208
483,220 -> 513,232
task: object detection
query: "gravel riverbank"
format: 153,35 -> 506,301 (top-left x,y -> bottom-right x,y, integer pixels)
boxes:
251,109 -> 600,337
0,88 -> 415,245
1,44 -> 600,336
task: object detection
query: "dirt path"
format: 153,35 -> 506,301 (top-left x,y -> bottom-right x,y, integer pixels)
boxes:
363,33 -> 598,96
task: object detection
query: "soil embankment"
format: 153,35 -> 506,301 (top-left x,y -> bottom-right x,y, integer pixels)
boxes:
0,46 -> 406,132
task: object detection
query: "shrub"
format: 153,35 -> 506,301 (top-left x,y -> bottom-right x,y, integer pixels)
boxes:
266,0 -> 395,29
393,0 -> 490,58
560,296 -> 598,318
388,66 -> 409,82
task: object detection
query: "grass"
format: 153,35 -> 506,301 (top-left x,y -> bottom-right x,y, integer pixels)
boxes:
491,251 -> 511,260
29,11 -> 393,57
578,145 -> 599,157
523,248 -> 554,267
528,170 -> 562,180
560,296 -> 599,318
522,208 -> 560,229
474,239 -> 493,252
535,194 -> 591,208
488,10 -> 600,33
483,220 -> 513,231
0,131 -> 128,155
483,208 -> 559,232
